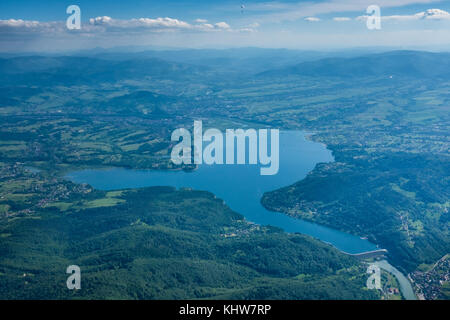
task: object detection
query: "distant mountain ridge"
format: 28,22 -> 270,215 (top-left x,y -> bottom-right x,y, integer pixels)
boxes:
258,51 -> 450,79
1,50 -> 450,86
0,56 -> 204,85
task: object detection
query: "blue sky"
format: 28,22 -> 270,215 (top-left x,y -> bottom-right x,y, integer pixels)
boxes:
1,0 -> 450,52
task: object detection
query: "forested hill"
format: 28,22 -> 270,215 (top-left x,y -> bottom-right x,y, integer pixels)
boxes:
0,176 -> 378,299
258,51 -> 450,79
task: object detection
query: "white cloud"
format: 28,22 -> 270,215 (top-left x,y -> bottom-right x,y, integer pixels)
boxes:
415,8 -> 450,19
0,19 -> 65,33
2,4 -> 450,51
333,17 -> 352,21
254,0 -> 443,23
0,16 -> 237,35
357,8 -> 450,21
89,16 -> 192,29
89,16 -> 113,25
0,19 -> 40,27
200,23 -> 214,29
215,22 -> 231,29
247,22 -> 260,28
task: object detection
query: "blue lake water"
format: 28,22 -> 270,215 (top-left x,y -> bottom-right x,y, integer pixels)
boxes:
66,131 -> 378,254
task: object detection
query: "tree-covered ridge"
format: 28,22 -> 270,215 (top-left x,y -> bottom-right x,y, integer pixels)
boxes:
0,170 -> 377,299
261,152 -> 449,273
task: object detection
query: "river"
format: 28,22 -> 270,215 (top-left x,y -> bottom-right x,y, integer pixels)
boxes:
374,260 -> 416,300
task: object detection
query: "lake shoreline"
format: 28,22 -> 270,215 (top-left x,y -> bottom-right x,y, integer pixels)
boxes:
64,131 -> 377,253
64,130 -> 416,299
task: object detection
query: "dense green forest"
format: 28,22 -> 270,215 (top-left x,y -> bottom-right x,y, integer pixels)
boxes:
0,174 -> 378,299
262,152 -> 449,272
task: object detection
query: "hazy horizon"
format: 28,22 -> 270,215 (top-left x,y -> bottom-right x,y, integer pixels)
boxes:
1,0 -> 450,52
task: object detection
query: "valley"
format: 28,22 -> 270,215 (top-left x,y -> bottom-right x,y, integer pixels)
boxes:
0,49 -> 448,299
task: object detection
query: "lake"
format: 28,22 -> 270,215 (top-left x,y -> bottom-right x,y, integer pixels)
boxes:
66,131 -> 379,254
